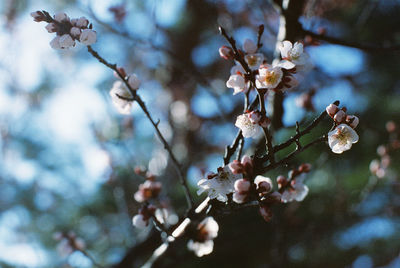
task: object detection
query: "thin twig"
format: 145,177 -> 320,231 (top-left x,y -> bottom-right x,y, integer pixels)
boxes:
87,46 -> 194,209
303,29 -> 400,52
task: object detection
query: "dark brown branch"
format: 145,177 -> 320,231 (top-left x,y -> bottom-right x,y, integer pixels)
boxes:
303,29 -> 400,52
270,102 -> 333,155
87,46 -> 194,209
219,26 -> 252,74
261,135 -> 327,173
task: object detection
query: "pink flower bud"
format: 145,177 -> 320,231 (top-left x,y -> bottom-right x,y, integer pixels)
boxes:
234,179 -> 251,193
334,110 -> 346,123
326,104 -> 339,117
276,175 -> 287,187
346,115 -> 359,129
228,160 -> 243,174
31,11 -> 45,22
233,192 -> 247,204
219,45 -> 233,60
298,163 -> 311,173
241,155 -> 252,167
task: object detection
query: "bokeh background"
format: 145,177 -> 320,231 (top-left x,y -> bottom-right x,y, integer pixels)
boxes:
0,0 -> 400,267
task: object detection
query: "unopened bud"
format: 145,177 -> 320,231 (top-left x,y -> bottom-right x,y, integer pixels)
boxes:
326,104 -> 339,117
234,179 -> 251,193
334,110 -> 346,123
346,115 -> 359,129
219,45 -> 233,60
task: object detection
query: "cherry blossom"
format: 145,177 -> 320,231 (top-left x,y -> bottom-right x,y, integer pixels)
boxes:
197,166 -> 242,202
226,74 -> 247,95
328,124 -> 359,154
256,64 -> 283,89
279,40 -> 310,67
281,175 -> 309,203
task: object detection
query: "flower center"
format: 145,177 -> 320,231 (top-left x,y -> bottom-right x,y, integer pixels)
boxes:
264,71 -> 279,85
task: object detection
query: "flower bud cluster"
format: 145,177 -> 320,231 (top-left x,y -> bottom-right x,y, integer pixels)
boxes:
53,231 -> 85,257
370,121 -> 400,178
278,164 -> 311,203
31,11 -> 97,49
235,110 -> 270,138
326,102 -> 359,154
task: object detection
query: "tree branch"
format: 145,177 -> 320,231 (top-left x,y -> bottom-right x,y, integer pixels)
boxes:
303,29 -> 400,52
87,46 -> 194,209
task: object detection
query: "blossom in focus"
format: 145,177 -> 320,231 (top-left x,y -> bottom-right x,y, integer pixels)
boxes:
256,65 -> 283,89
279,41 -> 310,67
187,217 -> 219,257
254,175 -> 273,196
235,113 -> 261,138
228,154 -> 253,175
281,176 -> 309,203
109,81 -> 133,114
328,124 -> 359,154
232,179 -> 251,204
197,166 -> 242,202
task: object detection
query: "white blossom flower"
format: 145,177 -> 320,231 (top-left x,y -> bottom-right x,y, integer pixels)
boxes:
235,113 -> 261,138
279,41 -> 309,66
245,53 -> 264,70
328,123 -> 359,154
132,214 -> 148,229
50,36 -> 61,50
281,176 -> 309,203
187,217 -> 219,257
109,81 -> 133,114
226,74 -> 247,95
230,63 -> 245,75
59,34 -> 75,49
197,166 -> 242,202
128,73 -> 141,90
256,65 -> 283,89
243,39 -> 257,54
80,29 -> 97,45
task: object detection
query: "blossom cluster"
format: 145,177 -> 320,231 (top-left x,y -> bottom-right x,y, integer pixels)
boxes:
277,163 -> 311,203
31,11 -> 97,49
235,110 -> 270,138
370,121 -> 400,178
109,67 -> 141,114
326,103 -> 359,154
131,170 -> 177,229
